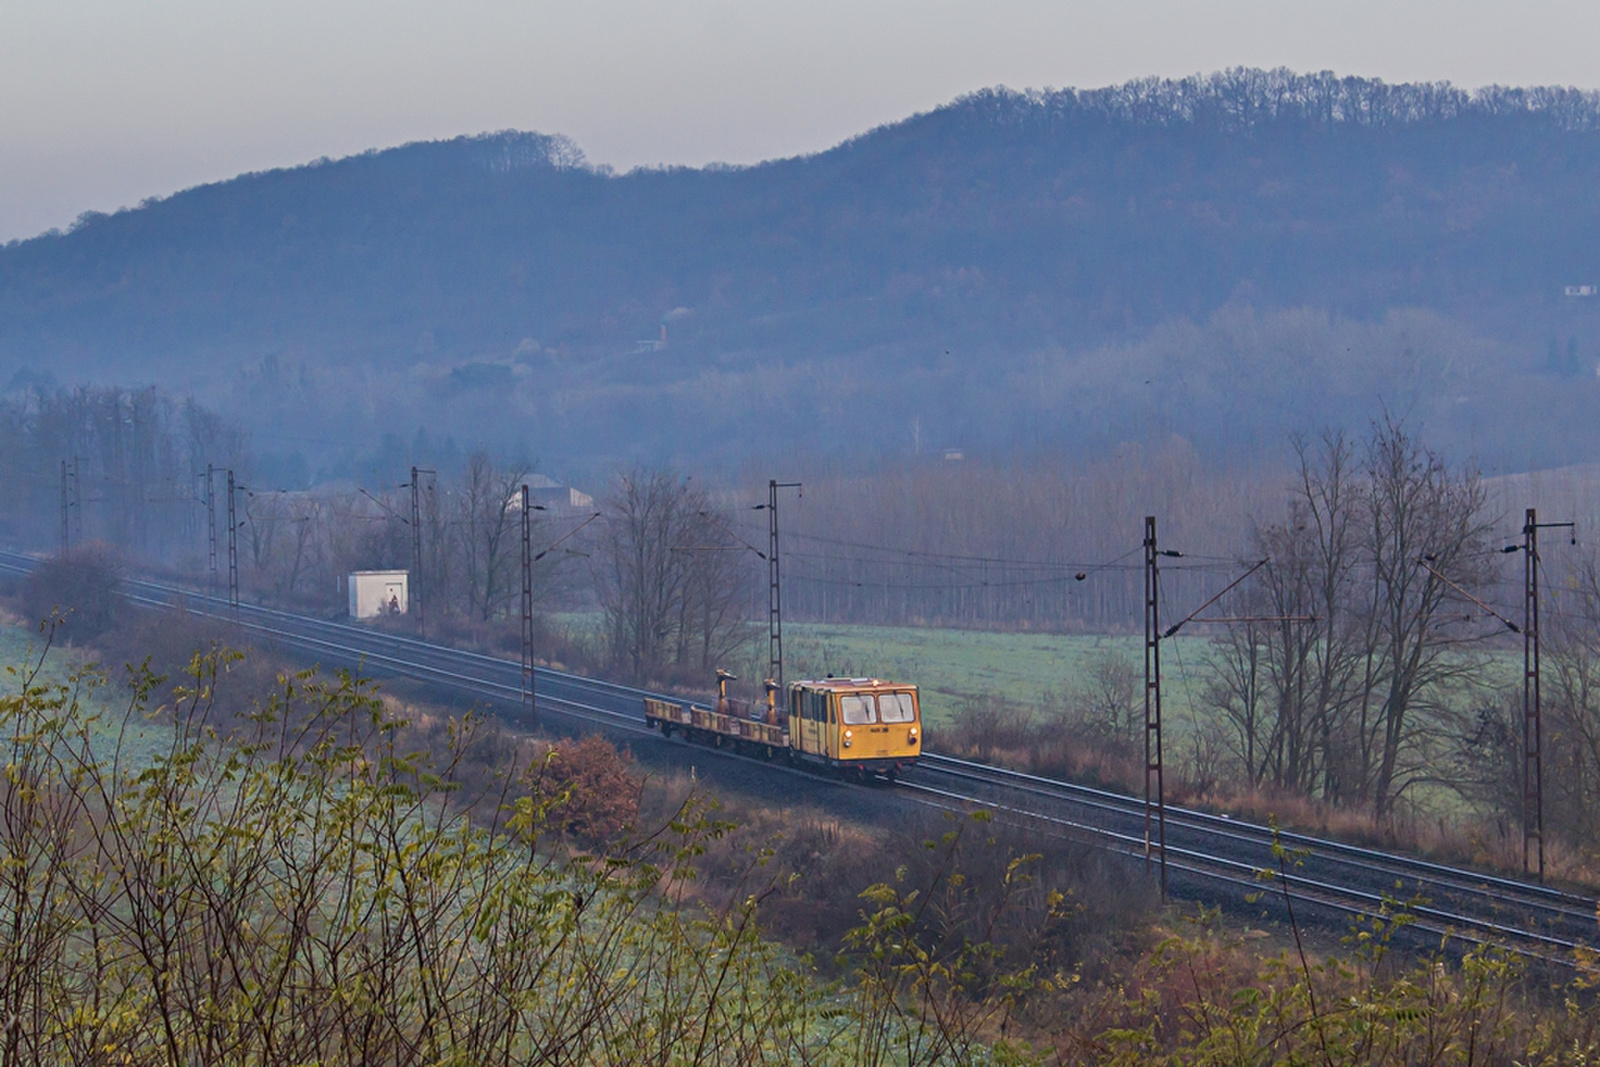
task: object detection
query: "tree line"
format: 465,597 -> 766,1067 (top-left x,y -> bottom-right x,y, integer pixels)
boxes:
12,384 -> 1600,855
10,67 -> 1600,475
0,384 -> 245,556
1204,419 -> 1495,820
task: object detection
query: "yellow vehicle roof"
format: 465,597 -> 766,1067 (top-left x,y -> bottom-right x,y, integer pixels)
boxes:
791,677 -> 916,691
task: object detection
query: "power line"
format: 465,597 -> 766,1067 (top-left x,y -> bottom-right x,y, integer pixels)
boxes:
730,523 -> 1148,572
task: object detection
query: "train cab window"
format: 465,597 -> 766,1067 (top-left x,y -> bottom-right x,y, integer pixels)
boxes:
879,692 -> 916,723
807,691 -> 826,722
840,694 -> 876,725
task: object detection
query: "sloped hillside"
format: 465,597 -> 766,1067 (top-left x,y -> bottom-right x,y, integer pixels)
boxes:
3,69 -> 1599,471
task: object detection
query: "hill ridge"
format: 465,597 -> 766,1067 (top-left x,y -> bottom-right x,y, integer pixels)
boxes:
3,68 -> 1599,472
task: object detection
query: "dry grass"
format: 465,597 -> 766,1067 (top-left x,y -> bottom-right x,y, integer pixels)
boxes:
631,761 -> 1160,981
939,700 -> 1600,892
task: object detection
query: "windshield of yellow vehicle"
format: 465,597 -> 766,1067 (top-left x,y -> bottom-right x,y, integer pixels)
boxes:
840,694 -> 875,725
838,691 -> 917,725
878,692 -> 916,723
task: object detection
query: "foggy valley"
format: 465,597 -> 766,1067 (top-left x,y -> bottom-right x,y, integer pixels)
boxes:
8,59 -> 1600,1062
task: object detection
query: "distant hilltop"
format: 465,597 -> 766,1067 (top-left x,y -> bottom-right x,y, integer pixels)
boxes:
3,68 -> 1599,471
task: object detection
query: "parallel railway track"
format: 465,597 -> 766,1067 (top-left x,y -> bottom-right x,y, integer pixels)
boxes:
2,549 -> 1595,962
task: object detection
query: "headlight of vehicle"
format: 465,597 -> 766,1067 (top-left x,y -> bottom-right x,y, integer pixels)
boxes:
843,729 -> 853,748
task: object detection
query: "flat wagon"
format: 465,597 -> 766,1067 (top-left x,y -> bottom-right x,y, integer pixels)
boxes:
644,670 -> 922,780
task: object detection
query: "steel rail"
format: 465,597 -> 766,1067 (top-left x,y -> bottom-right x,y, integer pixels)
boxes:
3,549 -> 1596,958
922,751 -> 1598,913
896,776 -> 1585,964
116,585 -> 652,738
898,775 -> 1590,953
913,754 -> 1600,933
81,564 -> 860,802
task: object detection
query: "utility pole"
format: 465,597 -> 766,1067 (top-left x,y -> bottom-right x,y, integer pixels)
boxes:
410,467 -> 435,639
227,470 -> 239,612
1517,508 -> 1574,881
1143,516 -> 1167,898
59,460 -> 70,555
1523,507 -> 1544,881
521,484 -> 535,723
206,463 -> 217,583
757,480 -> 801,688
69,457 -> 83,545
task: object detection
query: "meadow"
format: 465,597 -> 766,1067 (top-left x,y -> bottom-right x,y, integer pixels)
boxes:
0,615 -> 187,771
551,611 -> 1217,732
779,622 -> 1220,731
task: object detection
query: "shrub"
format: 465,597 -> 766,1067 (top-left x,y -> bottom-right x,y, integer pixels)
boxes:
524,734 -> 642,846
19,543 -> 124,640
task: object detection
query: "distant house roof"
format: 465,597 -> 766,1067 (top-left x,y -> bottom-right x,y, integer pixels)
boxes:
531,484 -> 594,510
506,476 -> 594,512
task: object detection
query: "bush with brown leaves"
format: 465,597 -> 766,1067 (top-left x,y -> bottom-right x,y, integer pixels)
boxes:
524,734 -> 641,847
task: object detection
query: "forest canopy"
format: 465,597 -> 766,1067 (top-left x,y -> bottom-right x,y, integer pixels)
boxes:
2,69 -> 1598,473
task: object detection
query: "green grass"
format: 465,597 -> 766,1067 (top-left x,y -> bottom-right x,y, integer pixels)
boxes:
548,613 -> 1519,751
0,622 -> 176,769
549,611 -> 1214,732
0,623 -> 107,707
781,622 -> 1218,730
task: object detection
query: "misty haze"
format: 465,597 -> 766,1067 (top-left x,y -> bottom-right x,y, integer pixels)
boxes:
6,58 -> 1600,1063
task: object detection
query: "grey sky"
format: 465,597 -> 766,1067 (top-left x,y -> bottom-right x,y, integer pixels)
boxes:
3,0 -> 1597,243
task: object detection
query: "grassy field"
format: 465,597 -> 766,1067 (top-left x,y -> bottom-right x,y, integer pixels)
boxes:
781,622 -> 1219,730
550,612 -> 1217,731
0,620 -> 175,768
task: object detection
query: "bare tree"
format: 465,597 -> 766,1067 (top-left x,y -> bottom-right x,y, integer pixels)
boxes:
1068,648 -> 1142,750
596,469 -> 755,682
1359,417 -> 1491,817
1209,419 -> 1492,818
675,509 -> 758,671
458,451 -> 530,621
598,468 -> 696,679
1542,557 -> 1600,852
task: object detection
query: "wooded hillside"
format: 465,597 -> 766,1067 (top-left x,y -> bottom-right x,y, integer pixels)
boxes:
3,69 -> 1599,473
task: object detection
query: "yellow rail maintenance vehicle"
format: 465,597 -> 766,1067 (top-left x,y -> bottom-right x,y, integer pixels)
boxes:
643,670 -> 922,781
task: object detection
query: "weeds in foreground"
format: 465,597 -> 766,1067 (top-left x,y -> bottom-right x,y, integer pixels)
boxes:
0,632 -> 1056,1064
6,627 -> 1600,1064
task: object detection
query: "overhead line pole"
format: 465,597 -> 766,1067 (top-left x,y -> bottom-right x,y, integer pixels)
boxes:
70,457 -> 83,546
1141,524 -> 1296,902
1143,516 -> 1167,898
410,467 -> 435,640
207,463 -> 217,584
226,470 -> 239,613
1518,508 -> 1573,881
1524,508 -> 1543,881
758,480 -> 801,689
521,484 -> 535,723
59,460 -> 70,556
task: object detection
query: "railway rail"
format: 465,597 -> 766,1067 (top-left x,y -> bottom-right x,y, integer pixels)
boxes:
2,549 -> 1595,963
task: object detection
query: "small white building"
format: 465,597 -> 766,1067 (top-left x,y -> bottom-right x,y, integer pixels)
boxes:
349,570 -> 409,619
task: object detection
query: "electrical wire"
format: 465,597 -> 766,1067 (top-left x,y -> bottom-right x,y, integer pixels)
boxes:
729,520 -> 1149,572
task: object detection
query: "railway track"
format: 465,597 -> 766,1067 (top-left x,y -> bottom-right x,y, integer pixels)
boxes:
2,549 -> 1595,962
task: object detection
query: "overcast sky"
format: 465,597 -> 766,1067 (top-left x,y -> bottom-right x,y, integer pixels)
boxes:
3,0 -> 1598,243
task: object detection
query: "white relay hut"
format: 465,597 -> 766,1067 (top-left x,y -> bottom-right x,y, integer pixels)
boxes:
348,570 -> 409,619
